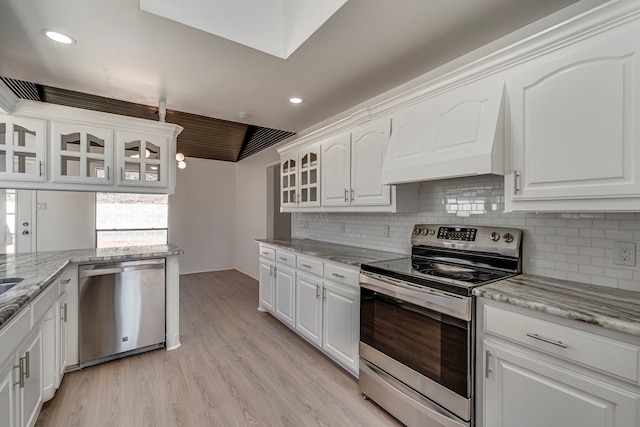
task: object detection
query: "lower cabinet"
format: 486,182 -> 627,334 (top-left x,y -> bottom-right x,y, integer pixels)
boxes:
55,288 -> 68,389
16,329 -> 42,427
483,341 -> 640,427
0,354 -> 17,427
258,245 -> 361,376
478,299 -> 640,427
274,265 -> 296,328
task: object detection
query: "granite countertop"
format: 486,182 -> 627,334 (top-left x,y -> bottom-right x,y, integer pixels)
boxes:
255,238 -> 405,267
0,244 -> 184,329
473,274 -> 640,337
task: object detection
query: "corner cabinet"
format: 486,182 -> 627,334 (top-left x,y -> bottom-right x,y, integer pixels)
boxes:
0,100 -> 182,194
477,299 -> 640,427
505,15 -> 640,211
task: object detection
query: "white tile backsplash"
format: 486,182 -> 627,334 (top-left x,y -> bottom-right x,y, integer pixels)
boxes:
293,175 -> 640,292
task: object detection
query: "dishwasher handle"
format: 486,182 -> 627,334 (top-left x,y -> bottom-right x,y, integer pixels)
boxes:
79,260 -> 165,278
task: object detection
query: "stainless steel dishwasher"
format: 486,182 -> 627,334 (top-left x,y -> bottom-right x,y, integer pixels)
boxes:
78,258 -> 166,367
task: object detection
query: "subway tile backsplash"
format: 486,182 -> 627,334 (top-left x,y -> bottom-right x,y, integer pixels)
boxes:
293,175 -> 640,292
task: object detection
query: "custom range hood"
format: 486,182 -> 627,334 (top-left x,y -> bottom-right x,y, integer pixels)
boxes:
381,78 -> 505,185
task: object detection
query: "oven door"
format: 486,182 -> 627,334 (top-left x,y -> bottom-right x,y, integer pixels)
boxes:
359,272 -> 472,423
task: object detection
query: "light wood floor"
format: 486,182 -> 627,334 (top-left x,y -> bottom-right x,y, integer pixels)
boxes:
36,270 -> 401,427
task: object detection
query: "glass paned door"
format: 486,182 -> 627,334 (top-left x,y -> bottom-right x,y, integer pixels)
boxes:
117,132 -> 167,187
0,117 -> 46,182
52,122 -> 113,184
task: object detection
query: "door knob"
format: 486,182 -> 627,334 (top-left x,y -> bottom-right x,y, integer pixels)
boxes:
22,230 -> 29,235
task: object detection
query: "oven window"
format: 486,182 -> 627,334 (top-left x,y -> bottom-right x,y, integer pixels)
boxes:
360,288 -> 469,397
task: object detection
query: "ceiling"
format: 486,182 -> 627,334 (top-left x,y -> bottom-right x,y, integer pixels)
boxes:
0,0 -> 587,159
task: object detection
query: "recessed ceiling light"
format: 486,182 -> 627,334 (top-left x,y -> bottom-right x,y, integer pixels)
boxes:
42,30 -> 77,45
289,97 -> 304,104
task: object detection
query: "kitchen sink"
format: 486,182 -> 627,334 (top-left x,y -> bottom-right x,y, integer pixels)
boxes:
0,278 -> 24,295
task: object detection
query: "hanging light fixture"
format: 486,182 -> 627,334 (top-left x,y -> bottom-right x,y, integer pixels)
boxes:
176,152 -> 186,169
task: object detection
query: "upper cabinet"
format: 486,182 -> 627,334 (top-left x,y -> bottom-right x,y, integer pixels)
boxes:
281,144 -> 320,209
504,9 -> 640,211
51,122 -> 114,185
281,117 -> 418,213
0,100 -> 182,194
0,116 -> 46,182
116,131 -> 169,188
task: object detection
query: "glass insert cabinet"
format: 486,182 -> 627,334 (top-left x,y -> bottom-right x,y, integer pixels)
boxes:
0,117 -> 46,182
52,122 -> 113,184
116,131 -> 168,187
281,146 -> 320,209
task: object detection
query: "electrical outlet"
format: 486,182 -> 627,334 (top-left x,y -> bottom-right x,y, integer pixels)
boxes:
37,202 -> 47,210
382,225 -> 389,237
614,241 -> 636,266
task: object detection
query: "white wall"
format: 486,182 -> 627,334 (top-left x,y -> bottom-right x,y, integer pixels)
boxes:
169,157 -> 236,275
36,190 -> 96,251
235,146 -> 279,280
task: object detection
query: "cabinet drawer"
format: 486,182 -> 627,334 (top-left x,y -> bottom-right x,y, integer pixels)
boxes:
275,249 -> 296,267
32,281 -> 59,325
296,256 -> 323,277
484,305 -> 640,382
324,262 -> 359,288
259,246 -> 276,261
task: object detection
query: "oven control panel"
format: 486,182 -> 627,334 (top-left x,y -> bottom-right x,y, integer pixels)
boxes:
411,224 -> 523,257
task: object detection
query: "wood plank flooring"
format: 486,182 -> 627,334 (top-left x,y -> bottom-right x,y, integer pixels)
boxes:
36,270 -> 402,427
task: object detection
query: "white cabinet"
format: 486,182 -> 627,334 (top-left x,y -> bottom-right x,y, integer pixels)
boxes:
55,282 -> 69,388
484,341 -> 640,427
295,272 -> 323,347
274,264 -> 296,329
16,328 -> 42,427
281,145 -> 320,209
478,300 -> 640,427
505,18 -> 640,211
257,245 -> 361,376
258,246 -> 276,313
116,131 -> 170,188
51,122 -> 113,185
321,118 -> 391,208
0,354 -> 17,427
322,277 -> 359,375
0,100 -> 182,194
0,116 -> 46,182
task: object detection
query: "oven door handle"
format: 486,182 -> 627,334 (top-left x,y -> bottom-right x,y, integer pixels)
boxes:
360,359 -> 469,427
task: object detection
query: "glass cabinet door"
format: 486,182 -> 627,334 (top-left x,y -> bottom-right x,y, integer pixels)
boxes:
298,148 -> 320,207
52,122 -> 113,184
281,155 -> 297,207
0,117 -> 46,182
116,132 -> 167,187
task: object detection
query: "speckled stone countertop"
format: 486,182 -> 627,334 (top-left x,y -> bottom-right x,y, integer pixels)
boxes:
473,274 -> 640,337
0,244 -> 183,329
255,238 -> 405,267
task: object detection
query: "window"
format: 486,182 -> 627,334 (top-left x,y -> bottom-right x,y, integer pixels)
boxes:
96,192 -> 168,248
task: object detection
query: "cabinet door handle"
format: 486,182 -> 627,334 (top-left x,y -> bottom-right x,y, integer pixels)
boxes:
25,351 -> 30,379
350,189 -> 354,201
12,364 -> 22,387
331,273 -> 345,279
514,170 -> 520,194
261,252 -> 269,256
279,257 -> 288,261
39,161 -> 44,177
316,284 -> 320,299
322,288 -> 327,301
526,333 -> 567,348
485,350 -> 491,378
269,265 -> 274,276
61,278 -> 71,284
344,189 -> 348,202
301,264 -> 312,268
121,167 -> 125,181
62,303 -> 68,322
106,166 -> 110,180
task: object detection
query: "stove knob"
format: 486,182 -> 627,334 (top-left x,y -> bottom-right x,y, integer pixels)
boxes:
421,229 -> 429,235
490,232 -> 500,241
503,233 -> 514,243
428,229 -> 435,235
413,228 -> 421,235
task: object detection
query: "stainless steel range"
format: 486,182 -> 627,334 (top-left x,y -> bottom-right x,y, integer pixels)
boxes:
359,224 -> 523,427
